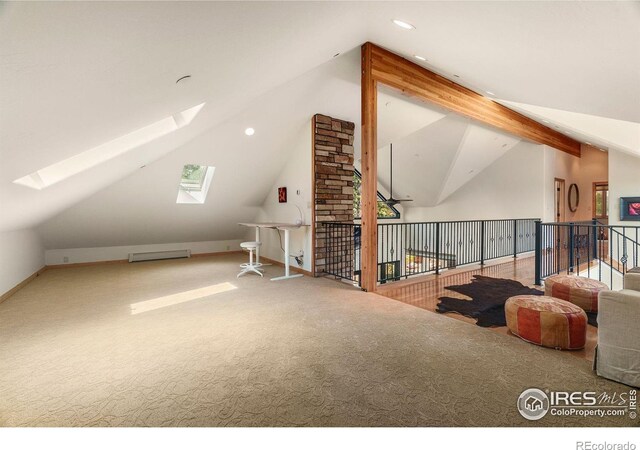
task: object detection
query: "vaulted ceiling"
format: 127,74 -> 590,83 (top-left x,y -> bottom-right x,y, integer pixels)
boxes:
372,87 -> 525,208
1,1 -> 638,240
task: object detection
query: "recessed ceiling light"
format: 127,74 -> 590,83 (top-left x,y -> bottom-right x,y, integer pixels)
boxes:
414,55 -> 427,61
453,74 -> 460,78
333,53 -> 340,58
392,19 -> 415,30
542,119 -> 550,124
586,142 -> 592,145
486,91 -> 495,96
244,128 -> 255,136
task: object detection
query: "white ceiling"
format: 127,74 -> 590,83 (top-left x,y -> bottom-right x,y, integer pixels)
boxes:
498,100 -> 640,157
0,1 -> 368,232
1,1 -> 639,239
36,49 -> 364,248
375,88 -> 525,208
364,1 -> 640,123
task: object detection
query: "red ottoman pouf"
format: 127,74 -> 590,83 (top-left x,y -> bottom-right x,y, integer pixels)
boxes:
544,274 -> 608,312
505,295 -> 587,350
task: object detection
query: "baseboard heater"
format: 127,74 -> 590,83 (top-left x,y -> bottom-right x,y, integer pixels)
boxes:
128,249 -> 191,263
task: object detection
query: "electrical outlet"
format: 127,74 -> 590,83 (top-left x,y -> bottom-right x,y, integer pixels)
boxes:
63,256 -> 69,263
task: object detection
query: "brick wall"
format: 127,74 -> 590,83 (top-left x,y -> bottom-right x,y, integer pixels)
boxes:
312,114 -> 355,277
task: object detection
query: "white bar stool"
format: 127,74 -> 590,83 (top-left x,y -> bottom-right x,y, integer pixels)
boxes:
237,241 -> 263,278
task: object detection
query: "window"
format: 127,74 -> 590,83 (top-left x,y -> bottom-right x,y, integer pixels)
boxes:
353,169 -> 400,219
593,182 -> 609,219
176,164 -> 214,204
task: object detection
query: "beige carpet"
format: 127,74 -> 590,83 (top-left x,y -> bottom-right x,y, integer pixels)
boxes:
0,254 -> 634,427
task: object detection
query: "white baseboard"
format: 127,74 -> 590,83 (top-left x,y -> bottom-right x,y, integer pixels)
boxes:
45,240 -> 244,266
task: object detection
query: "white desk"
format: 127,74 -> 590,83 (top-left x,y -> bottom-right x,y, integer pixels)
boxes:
238,222 -> 308,281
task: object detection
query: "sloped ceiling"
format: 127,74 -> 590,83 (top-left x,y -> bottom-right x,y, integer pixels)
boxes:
0,1 -> 368,232
37,50 -> 364,249
498,101 -> 640,157
377,115 -> 467,207
437,123 -> 521,204
2,1 -> 639,240
374,90 -> 525,208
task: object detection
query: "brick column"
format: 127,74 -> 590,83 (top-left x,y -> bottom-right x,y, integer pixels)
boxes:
312,114 -> 355,276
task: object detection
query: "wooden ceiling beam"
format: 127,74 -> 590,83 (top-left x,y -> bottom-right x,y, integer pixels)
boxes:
366,42 -> 581,157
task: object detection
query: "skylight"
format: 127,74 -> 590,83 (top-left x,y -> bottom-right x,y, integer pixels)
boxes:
13,103 -> 206,190
176,164 -> 215,204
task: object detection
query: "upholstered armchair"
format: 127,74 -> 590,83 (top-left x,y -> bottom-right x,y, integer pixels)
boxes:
595,271 -> 640,387
624,268 -> 640,291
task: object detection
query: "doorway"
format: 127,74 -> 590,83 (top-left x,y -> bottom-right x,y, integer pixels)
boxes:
554,178 -> 566,223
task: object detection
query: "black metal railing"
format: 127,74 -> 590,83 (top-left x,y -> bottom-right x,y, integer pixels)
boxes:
377,219 -> 538,283
323,222 -> 361,286
534,220 -> 640,287
323,218 -> 538,286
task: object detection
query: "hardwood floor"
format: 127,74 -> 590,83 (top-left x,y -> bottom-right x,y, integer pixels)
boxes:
376,255 -> 597,361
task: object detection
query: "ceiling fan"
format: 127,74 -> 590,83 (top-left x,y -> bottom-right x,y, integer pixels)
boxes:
383,143 -> 413,207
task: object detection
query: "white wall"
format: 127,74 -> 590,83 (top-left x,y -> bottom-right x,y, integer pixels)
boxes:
609,149 -> 640,227
544,144 -> 608,223
404,141 -> 546,222
0,229 -> 44,295
44,239 -> 242,266
254,122 -> 313,272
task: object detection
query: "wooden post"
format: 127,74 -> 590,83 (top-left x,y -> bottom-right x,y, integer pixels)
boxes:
361,43 -> 378,292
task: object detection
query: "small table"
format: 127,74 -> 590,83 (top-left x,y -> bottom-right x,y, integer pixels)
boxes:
238,222 -> 308,281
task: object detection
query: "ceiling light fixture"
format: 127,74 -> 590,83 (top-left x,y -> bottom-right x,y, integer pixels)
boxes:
542,119 -> 550,124
453,74 -> 460,78
392,19 -> 415,30
586,142 -> 592,145
245,128 -> 255,136
486,91 -> 495,96
414,55 -> 427,61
